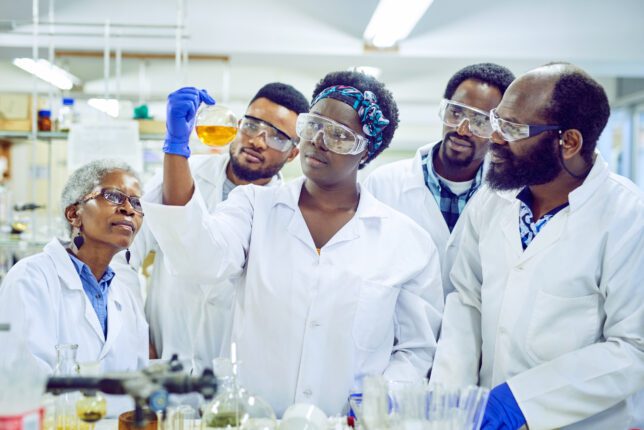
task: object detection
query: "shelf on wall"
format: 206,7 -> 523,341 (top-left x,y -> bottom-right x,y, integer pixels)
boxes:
0,130 -> 165,141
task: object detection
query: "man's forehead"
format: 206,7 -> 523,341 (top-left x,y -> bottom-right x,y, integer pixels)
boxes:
497,74 -> 555,121
246,97 -> 295,123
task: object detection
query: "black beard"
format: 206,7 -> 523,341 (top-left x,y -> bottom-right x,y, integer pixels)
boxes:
229,150 -> 282,182
441,133 -> 477,168
486,134 -> 562,190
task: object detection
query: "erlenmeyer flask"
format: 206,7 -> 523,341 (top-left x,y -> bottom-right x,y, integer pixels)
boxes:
53,344 -> 80,430
195,105 -> 238,147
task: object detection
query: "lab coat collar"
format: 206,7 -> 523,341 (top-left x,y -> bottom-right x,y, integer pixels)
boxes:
43,238 -> 125,349
567,152 -> 609,212
402,142 -> 438,192
274,176 -> 390,219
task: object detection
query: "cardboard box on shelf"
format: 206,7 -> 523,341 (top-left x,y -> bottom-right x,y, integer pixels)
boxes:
0,94 -> 31,132
137,119 -> 166,135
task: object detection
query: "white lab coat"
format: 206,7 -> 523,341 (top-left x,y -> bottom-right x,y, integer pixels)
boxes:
141,176 -> 444,416
113,153 -> 281,366
363,141 -> 481,297
430,154 -> 644,430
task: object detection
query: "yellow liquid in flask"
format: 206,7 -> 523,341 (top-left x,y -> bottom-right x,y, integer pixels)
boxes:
196,125 -> 238,147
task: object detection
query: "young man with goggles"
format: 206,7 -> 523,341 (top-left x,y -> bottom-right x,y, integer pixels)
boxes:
431,63 -> 644,430
364,63 -> 515,297
112,83 -> 309,368
142,70 -> 444,417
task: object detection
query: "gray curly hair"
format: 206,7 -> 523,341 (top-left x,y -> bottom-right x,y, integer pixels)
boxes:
61,159 -> 141,237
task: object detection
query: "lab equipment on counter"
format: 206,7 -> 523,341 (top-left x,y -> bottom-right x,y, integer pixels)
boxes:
46,355 -> 218,429
75,362 -> 107,430
0,323 -> 48,430
201,358 -> 275,430
351,376 -> 489,430
52,344 -> 81,430
194,104 -> 238,147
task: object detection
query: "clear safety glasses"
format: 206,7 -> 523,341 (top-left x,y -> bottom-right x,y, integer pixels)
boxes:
295,113 -> 369,155
239,115 -> 297,152
438,99 -> 494,139
490,108 -> 561,142
80,188 -> 144,215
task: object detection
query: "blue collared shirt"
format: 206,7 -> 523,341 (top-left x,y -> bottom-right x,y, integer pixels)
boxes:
517,187 -> 569,250
422,143 -> 484,232
67,252 -> 115,339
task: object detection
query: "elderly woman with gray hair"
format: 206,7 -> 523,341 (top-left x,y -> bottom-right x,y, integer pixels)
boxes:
0,159 -> 148,375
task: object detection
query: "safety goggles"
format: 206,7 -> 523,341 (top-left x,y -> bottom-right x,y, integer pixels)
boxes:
438,99 -> 494,139
490,109 -> 561,142
80,188 -> 144,215
239,115 -> 296,152
295,113 -> 369,155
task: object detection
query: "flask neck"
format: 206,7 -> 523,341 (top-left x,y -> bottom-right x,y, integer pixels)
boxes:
55,343 -> 79,375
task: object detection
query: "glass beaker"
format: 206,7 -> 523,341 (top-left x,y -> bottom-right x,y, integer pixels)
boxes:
76,362 -> 106,430
54,344 -> 80,430
194,105 -> 238,147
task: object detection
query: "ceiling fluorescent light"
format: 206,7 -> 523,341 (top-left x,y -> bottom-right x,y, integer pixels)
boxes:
13,58 -> 81,90
364,0 -> 434,48
348,66 -> 382,79
88,98 -> 120,118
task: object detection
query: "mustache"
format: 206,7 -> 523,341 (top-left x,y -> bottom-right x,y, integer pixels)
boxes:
445,131 -> 475,147
490,145 -> 513,160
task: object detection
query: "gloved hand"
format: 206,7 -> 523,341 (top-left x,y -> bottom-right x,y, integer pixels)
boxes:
163,87 -> 215,158
481,383 -> 527,430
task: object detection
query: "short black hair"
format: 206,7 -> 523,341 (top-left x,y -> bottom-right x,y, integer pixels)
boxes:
443,63 -> 515,100
250,82 -> 309,115
541,63 -> 610,164
312,71 -> 399,168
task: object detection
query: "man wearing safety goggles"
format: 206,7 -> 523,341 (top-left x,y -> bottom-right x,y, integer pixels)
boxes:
364,63 -> 515,296
431,63 -> 644,430
112,82 -> 309,367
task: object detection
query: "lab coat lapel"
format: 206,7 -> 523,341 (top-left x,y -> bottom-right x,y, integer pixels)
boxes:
518,210 -> 567,264
499,200 -> 524,261
45,239 -> 105,341
100,286 -> 124,360
276,177 -> 317,250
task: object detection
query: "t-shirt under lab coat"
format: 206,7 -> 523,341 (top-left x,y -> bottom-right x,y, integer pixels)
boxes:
141,176 -> 444,416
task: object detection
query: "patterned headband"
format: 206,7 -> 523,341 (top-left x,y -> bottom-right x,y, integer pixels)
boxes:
311,85 -> 390,161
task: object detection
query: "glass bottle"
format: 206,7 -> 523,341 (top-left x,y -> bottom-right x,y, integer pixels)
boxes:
58,98 -> 76,132
54,344 -> 80,430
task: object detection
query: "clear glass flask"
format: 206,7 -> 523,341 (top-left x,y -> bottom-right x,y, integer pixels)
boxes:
194,105 -> 238,147
53,344 -> 81,430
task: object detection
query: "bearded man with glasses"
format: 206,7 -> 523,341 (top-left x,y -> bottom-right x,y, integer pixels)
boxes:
112,83 -> 309,368
431,63 -> 644,430
364,63 -> 515,298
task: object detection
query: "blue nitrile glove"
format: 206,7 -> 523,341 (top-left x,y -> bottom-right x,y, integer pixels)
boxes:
481,383 -> 527,430
163,87 -> 215,158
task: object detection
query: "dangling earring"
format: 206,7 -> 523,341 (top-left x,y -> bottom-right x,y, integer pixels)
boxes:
125,249 -> 131,264
73,228 -> 84,250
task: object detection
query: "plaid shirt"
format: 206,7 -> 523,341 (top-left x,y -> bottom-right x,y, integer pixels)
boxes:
517,187 -> 569,250
422,143 -> 484,232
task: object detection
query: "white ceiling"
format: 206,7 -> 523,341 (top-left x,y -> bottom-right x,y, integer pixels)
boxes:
1,0 -> 643,148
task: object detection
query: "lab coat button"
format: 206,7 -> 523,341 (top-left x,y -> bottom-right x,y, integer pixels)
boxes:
310,320 -> 321,328
303,388 -> 312,397
515,265 -> 524,271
